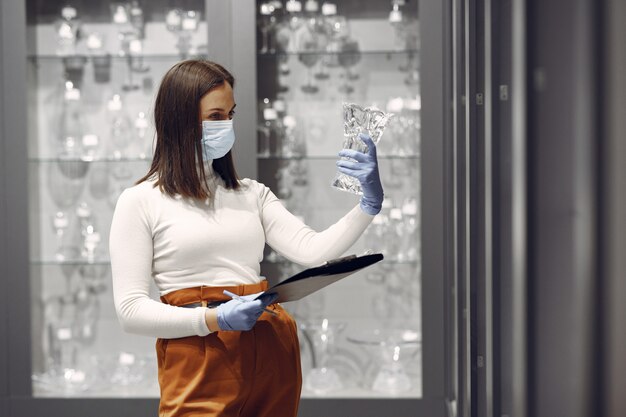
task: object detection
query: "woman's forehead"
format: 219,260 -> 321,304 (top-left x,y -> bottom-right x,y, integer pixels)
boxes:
200,83 -> 234,110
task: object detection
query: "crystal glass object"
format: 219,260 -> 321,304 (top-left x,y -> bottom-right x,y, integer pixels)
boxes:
332,103 -> 394,194
301,319 -> 346,395
347,328 -> 420,394
54,6 -> 81,56
166,9 -> 201,59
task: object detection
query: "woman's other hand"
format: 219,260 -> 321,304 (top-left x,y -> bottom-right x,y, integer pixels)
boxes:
215,292 -> 278,331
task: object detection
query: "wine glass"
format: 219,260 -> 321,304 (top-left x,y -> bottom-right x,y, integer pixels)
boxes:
106,94 -> 133,159
166,9 -> 201,59
74,285 -> 100,347
347,328 -> 420,394
39,294 -> 78,389
107,163 -> 133,208
337,39 -> 361,95
54,6 -> 81,56
76,202 -> 101,262
79,261 -> 109,295
47,161 -> 87,259
300,318 -> 346,395
134,111 -> 151,159
88,163 -> 111,200
298,39 -> 321,94
258,2 -> 278,54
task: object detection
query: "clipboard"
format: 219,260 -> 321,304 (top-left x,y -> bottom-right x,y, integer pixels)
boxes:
257,253 -> 384,303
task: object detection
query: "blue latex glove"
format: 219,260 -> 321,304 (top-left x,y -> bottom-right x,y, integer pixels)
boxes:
336,133 -> 384,215
216,291 -> 278,331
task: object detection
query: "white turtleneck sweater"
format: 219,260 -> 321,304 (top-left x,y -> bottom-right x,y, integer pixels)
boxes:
109,166 -> 374,339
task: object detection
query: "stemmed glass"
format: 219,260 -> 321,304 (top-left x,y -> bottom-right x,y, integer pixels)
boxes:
74,284 -> 101,348
134,111 -> 151,159
337,39 -> 361,94
258,2 -> 278,54
332,103 -> 394,194
88,163 -> 111,200
47,161 -> 87,260
347,328 -> 420,394
284,0 -> 304,52
107,163 -> 134,208
54,6 -> 81,56
281,115 -> 307,158
301,319 -> 346,395
106,94 -> 132,159
36,294 -> 85,394
57,81 -> 86,159
166,9 -> 201,59
298,39 -> 321,93
86,32 -> 112,85
76,202 -> 101,262
389,0 -> 420,84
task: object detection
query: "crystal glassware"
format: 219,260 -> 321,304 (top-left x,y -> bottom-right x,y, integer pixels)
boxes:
57,81 -> 85,158
54,6 -> 81,56
337,39 -> 361,94
298,38 -> 322,94
258,2 -> 278,54
332,103 -> 394,194
106,94 -> 133,159
62,56 -> 88,90
347,328 -> 420,394
166,9 -> 201,59
300,319 -> 346,395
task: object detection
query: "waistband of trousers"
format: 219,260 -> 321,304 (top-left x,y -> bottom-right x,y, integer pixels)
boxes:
160,281 -> 269,307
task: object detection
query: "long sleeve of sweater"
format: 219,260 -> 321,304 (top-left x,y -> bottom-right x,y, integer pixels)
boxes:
109,186 -> 211,339
257,183 -> 374,266
109,178 -> 374,339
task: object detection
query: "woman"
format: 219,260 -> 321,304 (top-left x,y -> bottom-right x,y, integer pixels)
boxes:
109,59 -> 383,417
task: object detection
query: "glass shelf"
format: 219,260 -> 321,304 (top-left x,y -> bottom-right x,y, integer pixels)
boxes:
261,259 -> 419,266
31,259 -> 111,266
257,154 -> 420,161
257,49 -> 419,58
33,258 -> 419,267
28,157 -> 152,163
27,53 -> 202,62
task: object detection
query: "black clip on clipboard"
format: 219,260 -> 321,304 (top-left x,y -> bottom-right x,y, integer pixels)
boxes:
257,253 -> 384,303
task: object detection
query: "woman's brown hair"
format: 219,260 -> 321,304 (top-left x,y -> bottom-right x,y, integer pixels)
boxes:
137,59 -> 240,199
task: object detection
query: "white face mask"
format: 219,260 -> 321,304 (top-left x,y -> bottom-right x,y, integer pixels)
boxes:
201,120 -> 235,160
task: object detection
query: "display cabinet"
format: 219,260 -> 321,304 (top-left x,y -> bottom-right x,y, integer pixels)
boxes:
25,1 -> 210,398
1,0 -> 450,416
253,0 -> 422,400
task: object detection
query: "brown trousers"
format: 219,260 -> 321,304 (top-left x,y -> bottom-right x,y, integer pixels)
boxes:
157,282 -> 302,417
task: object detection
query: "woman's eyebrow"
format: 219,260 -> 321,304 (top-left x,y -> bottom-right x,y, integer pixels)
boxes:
205,103 -> 237,113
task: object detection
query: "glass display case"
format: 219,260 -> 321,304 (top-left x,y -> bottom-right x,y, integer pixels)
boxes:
5,0 -> 448,415
26,1 -> 208,397
253,0 -> 422,399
